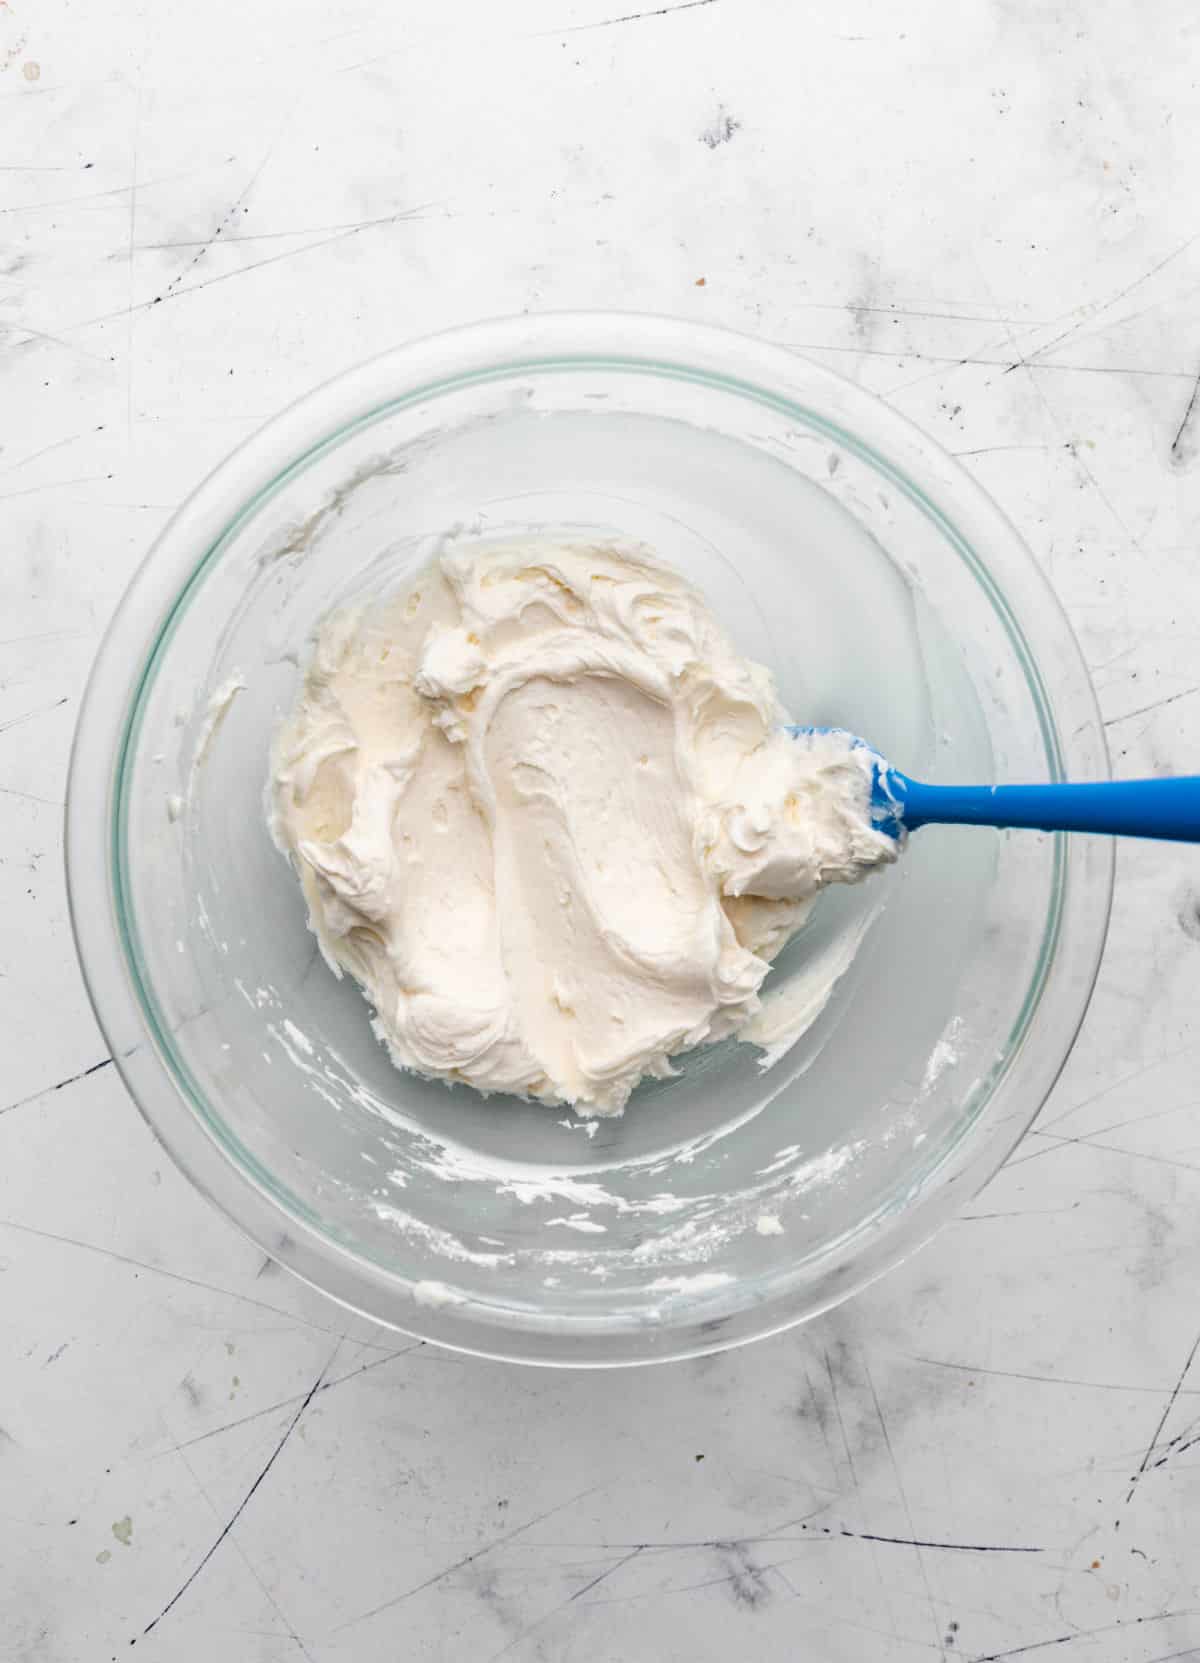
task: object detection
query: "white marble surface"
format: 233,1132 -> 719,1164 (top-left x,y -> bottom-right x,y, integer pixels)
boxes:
5,1 -> 1200,1657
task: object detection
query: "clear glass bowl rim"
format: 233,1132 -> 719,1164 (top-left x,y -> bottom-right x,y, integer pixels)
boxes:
65,311 -> 1113,1367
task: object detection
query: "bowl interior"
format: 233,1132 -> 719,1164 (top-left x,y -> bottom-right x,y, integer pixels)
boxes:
91,328 -> 1108,1362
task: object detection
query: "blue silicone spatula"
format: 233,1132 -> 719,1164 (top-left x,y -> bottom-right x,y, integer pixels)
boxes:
790,727 -> 1200,844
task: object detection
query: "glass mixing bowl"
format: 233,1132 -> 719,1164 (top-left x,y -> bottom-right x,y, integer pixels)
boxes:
66,313 -> 1112,1365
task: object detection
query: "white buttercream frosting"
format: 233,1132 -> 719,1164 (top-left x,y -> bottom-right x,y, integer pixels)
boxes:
268,539 -> 896,1115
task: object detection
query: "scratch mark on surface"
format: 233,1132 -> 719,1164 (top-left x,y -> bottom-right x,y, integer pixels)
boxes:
156,210 -> 432,309
125,90 -> 141,449
1103,683 -> 1200,727
514,1503 -> 832,1554
1034,1045 -> 1199,1136
1170,366 -> 1200,466
1002,231 -> 1200,374
909,1355 -> 1200,1398
1068,1096 -> 1200,1149
790,339 -> 1199,381
60,498 -> 176,513
592,1557 -> 948,1654
0,625 -> 90,648
0,431 -> 90,475
151,106 -> 295,306
141,1344 -> 340,1638
787,300 -> 1057,326
32,207 -> 436,342
957,1205 -> 1081,1222
0,697 -> 68,739
157,1343 -> 424,1455
333,1486 -> 602,1632
863,1356 -> 945,1655
822,1348 -> 896,1629
1117,1326 -> 1200,1526
553,0 -> 718,31
974,1609 -> 1200,1659
603,1558 -> 780,1606
0,475 -> 110,503
0,1216 -> 354,1339
1000,1133 -> 1089,1172
0,1057 -> 113,1116
0,317 -> 111,363
785,1562 -> 966,1653
993,304 -> 1151,558
161,1396 -> 322,1663
584,1551 -> 933,1647
483,1547 -> 644,1662
136,215 -> 441,251
952,444 -> 1052,458
843,1529 -> 1040,1553
565,1546 -> 644,1605
1035,288 -> 1193,365
797,1359 -> 838,1472
1090,640 -> 1145,680
1022,1128 -> 1200,1178
1147,1425 -> 1200,1474
0,783 -> 65,808
485,1517 -> 1039,1555
0,162 -> 227,218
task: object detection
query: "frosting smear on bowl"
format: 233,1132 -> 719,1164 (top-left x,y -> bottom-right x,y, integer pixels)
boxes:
268,540 -> 897,1115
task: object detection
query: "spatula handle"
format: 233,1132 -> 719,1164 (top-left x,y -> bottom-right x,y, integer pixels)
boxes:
897,775 -> 1200,842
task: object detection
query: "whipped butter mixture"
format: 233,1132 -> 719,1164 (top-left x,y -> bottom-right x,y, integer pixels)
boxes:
268,540 -> 896,1115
